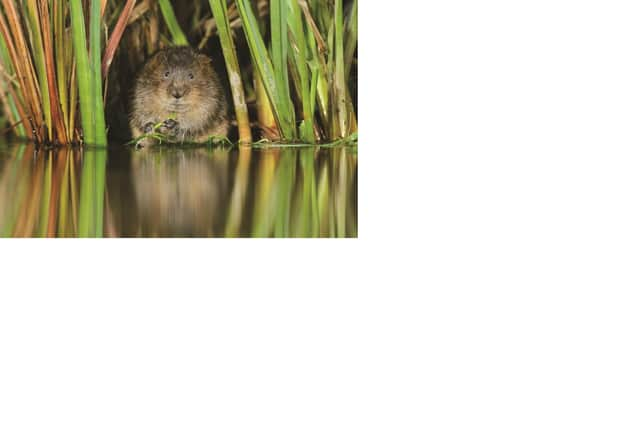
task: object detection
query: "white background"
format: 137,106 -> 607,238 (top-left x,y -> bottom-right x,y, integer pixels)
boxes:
2,1 -> 640,425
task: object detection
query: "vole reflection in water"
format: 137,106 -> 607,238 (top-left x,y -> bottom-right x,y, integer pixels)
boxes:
130,148 -> 230,236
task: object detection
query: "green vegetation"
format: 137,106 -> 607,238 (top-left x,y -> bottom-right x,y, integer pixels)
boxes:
69,0 -> 107,145
0,0 -> 357,145
158,0 -> 189,46
208,0 -> 251,142
0,0 -> 357,237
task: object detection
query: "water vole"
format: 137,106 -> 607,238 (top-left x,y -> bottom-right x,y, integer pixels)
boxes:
130,46 -> 229,145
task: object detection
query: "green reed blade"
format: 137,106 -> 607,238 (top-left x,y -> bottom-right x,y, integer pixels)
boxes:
254,68 -> 277,134
270,0 -> 296,139
208,0 -> 251,143
310,0 -> 331,38
333,0 -> 347,138
236,0 -> 296,140
287,0 -> 314,142
158,0 -> 188,46
344,0 -> 357,79
69,0 -> 94,143
300,0 -> 330,136
90,0 -> 107,145
69,60 -> 77,141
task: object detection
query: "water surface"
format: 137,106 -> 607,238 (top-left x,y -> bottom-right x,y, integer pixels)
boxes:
0,141 -> 357,237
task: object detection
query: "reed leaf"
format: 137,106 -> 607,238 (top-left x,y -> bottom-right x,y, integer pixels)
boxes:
299,0 -> 330,136
270,0 -> 296,139
344,0 -> 357,79
102,0 -> 137,77
333,0 -> 348,138
209,0 -> 251,143
254,70 -> 277,138
158,0 -> 188,46
53,0 -> 69,138
69,64 -> 77,141
24,0 -> 52,140
38,0 -> 67,143
90,0 -> 107,145
236,0 -> 296,140
69,0 -> 94,144
287,0 -> 314,142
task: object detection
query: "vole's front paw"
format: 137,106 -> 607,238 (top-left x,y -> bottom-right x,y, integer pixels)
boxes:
162,119 -> 177,130
160,119 -> 180,138
142,122 -> 155,134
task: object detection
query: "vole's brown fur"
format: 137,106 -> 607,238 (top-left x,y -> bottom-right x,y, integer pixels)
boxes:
130,46 -> 229,145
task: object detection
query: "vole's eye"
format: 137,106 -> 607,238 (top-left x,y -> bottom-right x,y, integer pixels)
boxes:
188,73 -> 194,80
164,71 -> 170,78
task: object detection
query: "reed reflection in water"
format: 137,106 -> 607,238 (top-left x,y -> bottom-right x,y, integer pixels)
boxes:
0,142 -> 357,237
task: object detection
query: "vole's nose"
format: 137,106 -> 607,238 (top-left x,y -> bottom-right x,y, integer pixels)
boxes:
168,84 -> 189,99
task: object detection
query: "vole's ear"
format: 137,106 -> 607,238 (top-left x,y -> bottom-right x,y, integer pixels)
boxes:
198,53 -> 214,67
154,50 -> 168,63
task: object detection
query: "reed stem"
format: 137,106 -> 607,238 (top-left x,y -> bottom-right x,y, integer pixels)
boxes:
69,0 -> 94,143
209,0 -> 251,143
90,0 -> 107,145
